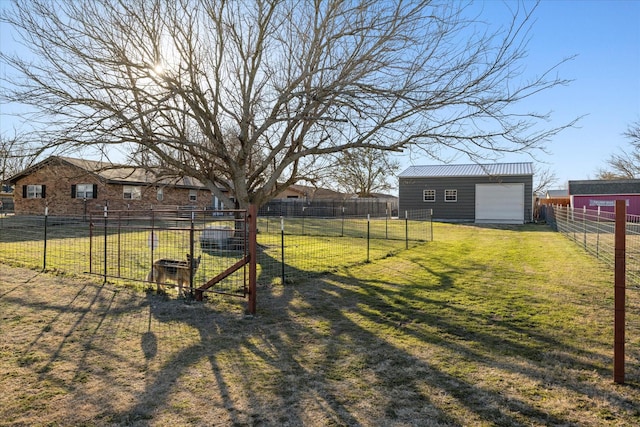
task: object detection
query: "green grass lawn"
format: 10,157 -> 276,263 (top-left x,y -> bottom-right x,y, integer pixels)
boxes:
0,222 -> 638,426
0,216 -> 429,290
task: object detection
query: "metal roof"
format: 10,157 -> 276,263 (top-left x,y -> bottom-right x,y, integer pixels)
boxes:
568,179 -> 640,195
398,162 -> 533,178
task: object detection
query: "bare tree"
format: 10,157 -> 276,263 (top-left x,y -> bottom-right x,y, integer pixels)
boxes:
0,133 -> 33,190
0,0 -> 575,209
596,120 -> 640,179
532,165 -> 558,195
329,149 -> 400,197
625,120 -> 640,143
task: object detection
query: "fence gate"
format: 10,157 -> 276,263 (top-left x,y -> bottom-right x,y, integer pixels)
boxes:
88,206 -> 257,314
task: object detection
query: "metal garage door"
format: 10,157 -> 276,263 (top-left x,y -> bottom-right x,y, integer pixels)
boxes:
475,183 -> 524,224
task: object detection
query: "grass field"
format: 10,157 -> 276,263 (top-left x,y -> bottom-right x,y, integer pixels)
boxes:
0,215 -> 429,291
1,222 -> 639,426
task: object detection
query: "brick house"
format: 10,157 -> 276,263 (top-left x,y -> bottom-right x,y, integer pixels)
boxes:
8,156 -> 225,216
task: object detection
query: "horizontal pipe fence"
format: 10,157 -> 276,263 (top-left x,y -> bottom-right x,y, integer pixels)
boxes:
0,208 -> 432,296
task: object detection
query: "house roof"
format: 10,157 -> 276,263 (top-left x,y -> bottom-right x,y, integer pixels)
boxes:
569,179 -> 640,195
8,156 -> 208,189
398,162 -> 533,178
367,192 -> 398,200
285,184 -> 346,199
545,189 -> 569,198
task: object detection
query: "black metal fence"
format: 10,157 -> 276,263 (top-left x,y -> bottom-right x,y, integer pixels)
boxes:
0,208 -> 432,296
259,198 -> 398,218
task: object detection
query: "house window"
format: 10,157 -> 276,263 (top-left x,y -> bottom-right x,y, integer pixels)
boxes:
423,189 -> 436,202
189,189 -> 197,202
444,189 -> 457,202
24,184 -> 45,199
123,185 -> 141,200
157,187 -> 164,201
74,184 -> 95,199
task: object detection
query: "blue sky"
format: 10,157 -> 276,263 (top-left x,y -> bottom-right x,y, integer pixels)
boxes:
529,0 -> 640,186
1,1 -> 639,189
398,1 -> 640,188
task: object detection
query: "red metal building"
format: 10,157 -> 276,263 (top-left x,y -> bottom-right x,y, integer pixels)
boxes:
569,179 -> 640,215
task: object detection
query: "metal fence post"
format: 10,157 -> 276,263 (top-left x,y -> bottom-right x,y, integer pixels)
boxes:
149,208 -> 155,282
572,206 -> 576,242
405,210 -> 409,249
583,206 -> 587,249
596,206 -> 601,258
117,211 -> 122,277
43,206 -> 48,271
247,204 -> 258,315
89,212 -> 93,274
430,209 -> 434,241
385,208 -> 388,240
103,206 -> 108,284
366,214 -> 370,263
281,216 -> 285,286
189,211 -> 195,296
614,199 -> 626,384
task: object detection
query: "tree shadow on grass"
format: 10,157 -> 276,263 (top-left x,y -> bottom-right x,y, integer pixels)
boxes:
1,244 -> 639,426
336,270 -> 640,410
110,250 -> 611,425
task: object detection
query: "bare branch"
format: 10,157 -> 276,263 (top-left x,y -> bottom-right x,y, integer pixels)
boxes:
0,0 -> 575,207
596,119 -> 640,179
531,165 -> 558,195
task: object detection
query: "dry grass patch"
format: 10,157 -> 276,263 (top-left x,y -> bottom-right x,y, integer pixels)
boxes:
0,222 -> 639,426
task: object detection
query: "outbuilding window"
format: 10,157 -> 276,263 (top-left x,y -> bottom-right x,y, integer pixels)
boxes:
423,189 -> 436,202
189,189 -> 197,202
157,187 -> 164,201
444,189 -> 457,202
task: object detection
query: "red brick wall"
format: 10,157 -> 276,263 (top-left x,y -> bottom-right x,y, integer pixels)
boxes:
13,161 -> 214,216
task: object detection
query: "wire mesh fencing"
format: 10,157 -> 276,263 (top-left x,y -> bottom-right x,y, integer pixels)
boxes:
0,210 -> 249,297
256,209 -> 433,285
547,204 -> 640,382
0,214 -> 92,273
0,208 -> 433,297
547,205 -> 640,287
88,209 -> 250,297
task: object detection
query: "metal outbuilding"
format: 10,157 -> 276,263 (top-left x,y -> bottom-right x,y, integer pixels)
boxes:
569,179 -> 640,215
398,162 -> 534,224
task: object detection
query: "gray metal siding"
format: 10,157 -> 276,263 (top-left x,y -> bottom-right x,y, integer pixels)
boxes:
399,175 -> 533,221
